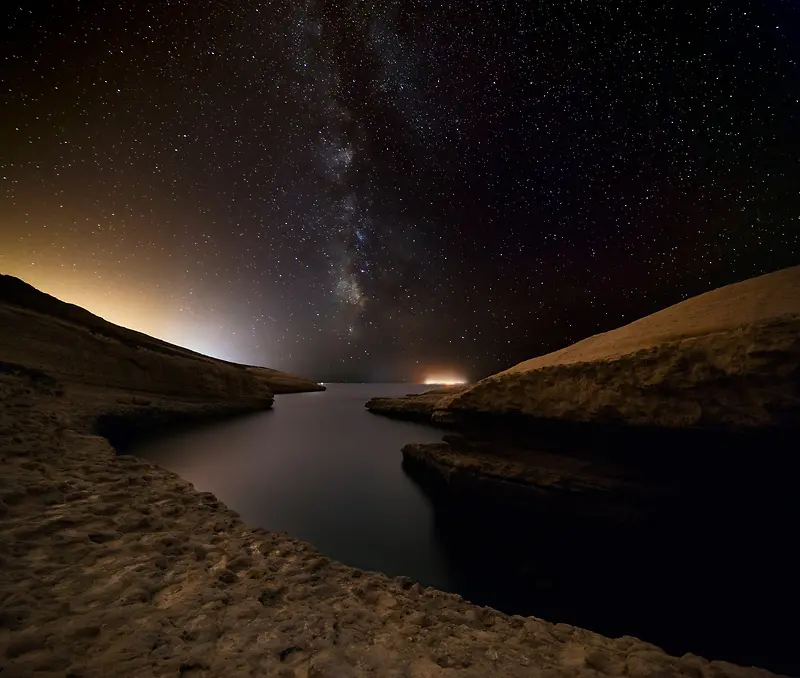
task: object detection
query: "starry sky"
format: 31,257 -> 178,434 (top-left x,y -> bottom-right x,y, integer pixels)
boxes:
2,1 -> 798,382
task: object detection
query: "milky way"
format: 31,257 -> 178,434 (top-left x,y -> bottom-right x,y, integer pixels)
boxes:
1,1 -> 798,381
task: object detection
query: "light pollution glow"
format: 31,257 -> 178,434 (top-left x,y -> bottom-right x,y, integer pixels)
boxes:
0,265 -> 263,365
424,376 -> 467,386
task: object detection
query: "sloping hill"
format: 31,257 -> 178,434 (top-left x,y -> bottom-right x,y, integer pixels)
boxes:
436,266 -> 800,428
0,274 -> 323,401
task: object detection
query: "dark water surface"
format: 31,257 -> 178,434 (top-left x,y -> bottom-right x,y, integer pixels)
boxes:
133,384 -> 453,586
132,383 -> 796,675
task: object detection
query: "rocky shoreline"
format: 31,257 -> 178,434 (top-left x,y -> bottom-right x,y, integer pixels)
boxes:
363,267 -> 800,675
0,369 -> 783,677
0,274 -> 325,404
0,280 -> 788,675
435,266 -> 800,429
367,267 -> 800,517
400,433 -> 661,525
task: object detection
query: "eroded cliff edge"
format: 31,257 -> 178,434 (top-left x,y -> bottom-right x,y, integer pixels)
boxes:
367,266 -> 800,513
366,385 -> 466,422
1,361 -> 783,678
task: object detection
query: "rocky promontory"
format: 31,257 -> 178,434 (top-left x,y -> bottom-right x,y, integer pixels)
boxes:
368,267 -> 800,506
365,267 -> 800,674
0,274 -> 323,404
370,267 -> 800,430
371,267 -> 800,531
436,266 -> 800,429
0,276 -> 786,676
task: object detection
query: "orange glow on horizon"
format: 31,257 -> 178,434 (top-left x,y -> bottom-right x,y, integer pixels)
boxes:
2,267 -> 170,338
0,266 -> 257,364
423,376 -> 467,386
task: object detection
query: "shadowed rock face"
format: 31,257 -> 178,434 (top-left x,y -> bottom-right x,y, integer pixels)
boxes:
437,266 -> 800,429
399,429 -> 799,675
0,274 -> 323,402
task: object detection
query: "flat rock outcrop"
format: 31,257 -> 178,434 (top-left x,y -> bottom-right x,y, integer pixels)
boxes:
366,385 -> 468,422
401,436 -> 656,525
436,266 -> 800,428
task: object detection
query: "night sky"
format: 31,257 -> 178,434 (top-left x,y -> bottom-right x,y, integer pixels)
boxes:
2,1 -> 798,382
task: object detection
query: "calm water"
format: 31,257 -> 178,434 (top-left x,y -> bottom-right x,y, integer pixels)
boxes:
133,383 -> 453,587
131,383 -> 796,674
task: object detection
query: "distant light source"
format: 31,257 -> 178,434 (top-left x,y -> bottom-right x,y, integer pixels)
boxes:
424,376 -> 466,386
